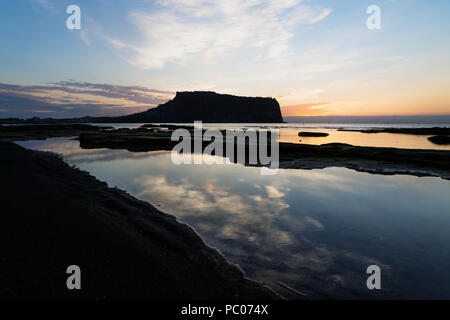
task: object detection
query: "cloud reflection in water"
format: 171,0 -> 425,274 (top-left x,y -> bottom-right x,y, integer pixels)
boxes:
16,138 -> 450,299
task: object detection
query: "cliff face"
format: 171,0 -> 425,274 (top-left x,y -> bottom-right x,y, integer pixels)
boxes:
114,91 -> 283,123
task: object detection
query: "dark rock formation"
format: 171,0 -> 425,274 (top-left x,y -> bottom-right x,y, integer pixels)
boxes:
298,132 -> 329,137
107,91 -> 283,123
428,135 -> 450,145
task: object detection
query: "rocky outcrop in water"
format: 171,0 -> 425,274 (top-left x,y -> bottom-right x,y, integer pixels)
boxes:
298,132 -> 329,137
428,135 -> 450,145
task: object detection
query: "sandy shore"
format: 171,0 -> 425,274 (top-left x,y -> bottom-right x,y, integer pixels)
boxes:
0,141 -> 278,300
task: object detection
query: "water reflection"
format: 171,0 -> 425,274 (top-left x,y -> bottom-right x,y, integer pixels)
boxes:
95,122 -> 450,150
280,129 -> 450,150
16,138 -> 450,299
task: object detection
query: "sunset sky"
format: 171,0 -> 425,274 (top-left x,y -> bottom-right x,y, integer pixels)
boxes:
1,0 -> 449,118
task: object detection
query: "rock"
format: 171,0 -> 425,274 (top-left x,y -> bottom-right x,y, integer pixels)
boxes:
298,132 -> 329,137
428,135 -> 450,145
110,91 -> 283,123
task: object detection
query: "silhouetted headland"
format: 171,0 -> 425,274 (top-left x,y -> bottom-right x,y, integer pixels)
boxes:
113,91 -> 283,123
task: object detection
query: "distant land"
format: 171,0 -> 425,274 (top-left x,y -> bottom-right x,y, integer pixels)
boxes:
285,115 -> 450,124
0,91 -> 283,124
114,91 -> 283,123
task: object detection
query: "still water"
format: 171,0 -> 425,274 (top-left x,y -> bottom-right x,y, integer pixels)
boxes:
17,138 -> 450,299
94,122 -> 450,150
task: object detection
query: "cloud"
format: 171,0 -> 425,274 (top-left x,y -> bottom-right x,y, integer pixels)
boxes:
106,0 -> 332,69
284,4 -> 332,25
129,168 -> 390,298
79,30 -> 91,46
265,185 -> 285,198
0,82 -> 174,118
133,173 -> 291,246
0,93 -> 141,118
49,81 -> 174,105
31,0 -> 54,10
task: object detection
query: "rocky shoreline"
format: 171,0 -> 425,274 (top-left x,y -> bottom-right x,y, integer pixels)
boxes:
3,124 -> 449,181
76,126 -> 450,180
278,142 -> 450,180
0,141 -> 278,299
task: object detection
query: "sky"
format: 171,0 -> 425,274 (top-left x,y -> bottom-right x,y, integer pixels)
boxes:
0,0 -> 449,118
